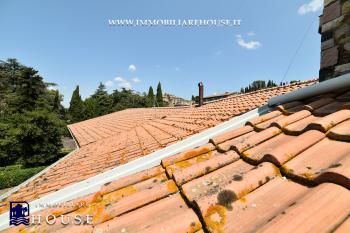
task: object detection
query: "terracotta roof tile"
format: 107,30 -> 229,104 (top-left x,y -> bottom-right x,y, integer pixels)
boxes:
7,80 -> 350,233
313,154 -> 350,189
165,149 -> 220,177
256,183 -> 350,233
271,110 -> 312,128
326,119 -> 350,141
333,217 -> 350,233
336,90 -> 350,101
210,125 -> 254,146
181,160 -> 279,203
281,137 -> 350,186
172,150 -> 240,186
276,101 -> 304,113
162,143 -> 216,167
313,101 -> 350,116
246,110 -> 282,126
55,225 -> 93,233
93,194 -> 202,233
303,97 -> 335,111
242,130 -> 325,166
307,109 -> 350,132
283,115 -> 321,135
100,165 -> 164,195
253,114 -> 287,131
216,131 -> 257,152
200,176 -> 309,233
232,126 -> 282,153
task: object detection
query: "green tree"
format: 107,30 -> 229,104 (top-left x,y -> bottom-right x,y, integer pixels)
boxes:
240,80 -> 281,94
0,59 -> 65,167
6,67 -> 46,112
251,80 -> 266,91
148,86 -> 154,99
84,97 -> 97,119
68,85 -> 84,123
156,82 -> 163,106
0,120 -> 17,166
0,58 -> 22,93
53,90 -> 60,112
15,110 -> 64,167
147,86 -> 155,106
267,80 -> 277,87
91,82 -> 112,116
290,80 -> 299,84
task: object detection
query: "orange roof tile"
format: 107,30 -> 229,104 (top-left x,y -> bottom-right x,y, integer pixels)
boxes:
0,80 -> 317,211
2,85 -> 349,233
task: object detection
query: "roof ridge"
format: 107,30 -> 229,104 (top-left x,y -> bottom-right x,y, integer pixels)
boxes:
203,78 -> 318,105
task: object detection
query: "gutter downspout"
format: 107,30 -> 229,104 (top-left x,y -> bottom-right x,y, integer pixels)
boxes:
268,73 -> 350,106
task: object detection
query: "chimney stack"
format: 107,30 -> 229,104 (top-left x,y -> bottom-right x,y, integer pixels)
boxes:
319,0 -> 350,81
198,82 -> 204,107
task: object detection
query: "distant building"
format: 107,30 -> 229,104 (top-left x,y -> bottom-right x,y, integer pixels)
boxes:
163,93 -> 192,107
203,92 -> 235,103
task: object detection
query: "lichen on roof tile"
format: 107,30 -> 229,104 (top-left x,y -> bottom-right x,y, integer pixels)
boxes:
6,80 -> 350,233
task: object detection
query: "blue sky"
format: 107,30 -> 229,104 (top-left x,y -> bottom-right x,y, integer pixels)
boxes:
0,0 -> 323,107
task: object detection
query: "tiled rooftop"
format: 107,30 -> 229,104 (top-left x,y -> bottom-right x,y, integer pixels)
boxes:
68,80 -> 316,147
2,83 -> 350,233
0,80 -> 316,213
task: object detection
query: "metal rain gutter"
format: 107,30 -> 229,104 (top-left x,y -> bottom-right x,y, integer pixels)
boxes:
268,73 -> 350,106
0,104 -> 271,231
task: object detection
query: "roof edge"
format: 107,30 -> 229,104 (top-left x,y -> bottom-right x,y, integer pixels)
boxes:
67,123 -> 80,148
203,79 -> 317,105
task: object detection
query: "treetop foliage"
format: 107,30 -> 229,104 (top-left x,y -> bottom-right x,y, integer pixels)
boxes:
0,58 -> 168,168
0,59 -> 66,167
67,82 -> 167,122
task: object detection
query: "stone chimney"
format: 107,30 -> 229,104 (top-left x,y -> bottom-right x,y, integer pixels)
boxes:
319,0 -> 350,81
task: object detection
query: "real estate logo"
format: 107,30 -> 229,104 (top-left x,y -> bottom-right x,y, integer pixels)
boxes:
9,201 -> 30,226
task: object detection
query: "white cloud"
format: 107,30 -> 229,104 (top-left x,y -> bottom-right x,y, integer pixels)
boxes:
114,76 -> 125,82
128,64 -> 137,72
114,76 -> 132,89
131,77 -> 141,83
298,0 -> 323,15
105,80 -> 114,87
236,34 -> 261,50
